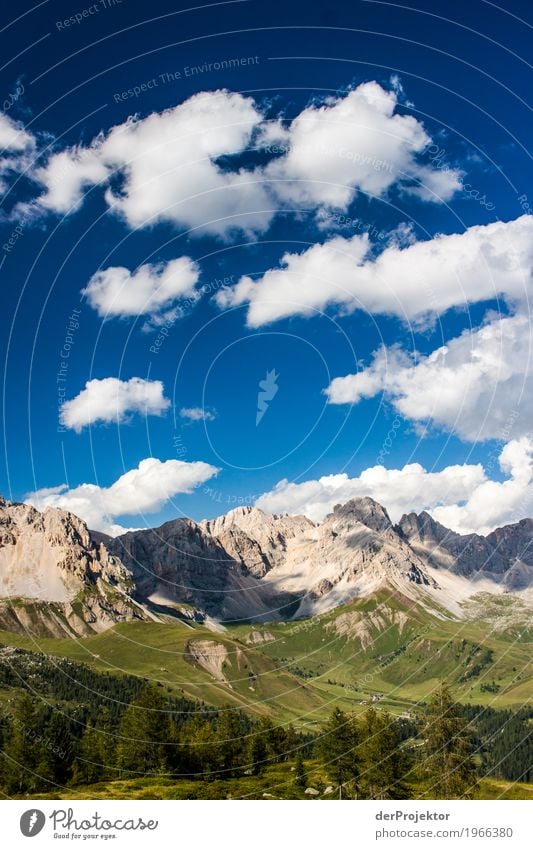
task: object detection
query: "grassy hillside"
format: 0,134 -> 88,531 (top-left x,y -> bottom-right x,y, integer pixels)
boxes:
227,590 -> 533,713
0,620 -> 345,725
0,588 -> 530,722
1,591 -> 531,802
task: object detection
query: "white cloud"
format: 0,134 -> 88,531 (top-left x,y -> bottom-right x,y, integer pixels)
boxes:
0,113 -> 34,152
34,145 -> 108,213
256,462 -> 485,525
0,113 -> 37,192
82,257 -> 200,322
35,90 -> 273,237
266,80 -> 462,209
26,457 -> 220,535
60,377 -> 170,432
216,215 -> 533,327
32,82 -> 462,237
326,311 -> 533,442
180,407 -> 216,422
431,437 -> 533,535
256,438 -> 533,535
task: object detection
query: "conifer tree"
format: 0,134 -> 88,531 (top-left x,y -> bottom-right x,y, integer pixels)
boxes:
36,710 -> 75,786
317,707 -> 360,798
116,686 -> 171,776
422,683 -> 478,799
73,722 -> 106,785
359,708 -> 411,799
247,727 -> 268,775
185,715 -> 217,779
1,693 -> 47,793
293,749 -> 307,789
212,707 -> 247,777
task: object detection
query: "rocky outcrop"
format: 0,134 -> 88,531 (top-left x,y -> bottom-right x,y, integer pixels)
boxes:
104,514 -> 296,621
397,511 -> 533,582
324,602 -> 410,648
185,638 -> 246,686
245,629 -> 276,645
0,497 -> 145,635
201,506 -> 313,577
258,497 -> 436,617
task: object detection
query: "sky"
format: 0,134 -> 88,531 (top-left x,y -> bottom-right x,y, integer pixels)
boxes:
0,0 -> 532,535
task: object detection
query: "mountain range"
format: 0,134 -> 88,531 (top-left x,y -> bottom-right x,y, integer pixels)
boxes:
1,493 -> 532,637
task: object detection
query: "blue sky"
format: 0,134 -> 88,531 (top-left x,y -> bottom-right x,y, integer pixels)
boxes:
0,0 -> 532,535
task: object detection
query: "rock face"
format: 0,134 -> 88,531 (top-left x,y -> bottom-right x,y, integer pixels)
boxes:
0,497 -> 145,636
106,499 -> 437,620
201,506 -> 314,577
106,498 -> 533,621
104,513 -> 296,621
258,499 -> 436,617
397,511 -> 533,588
2,493 -> 533,634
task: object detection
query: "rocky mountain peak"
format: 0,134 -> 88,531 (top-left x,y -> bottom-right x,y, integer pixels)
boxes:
328,496 -> 393,533
201,504 -> 313,537
200,504 -> 314,579
397,510 -> 456,545
2,491 -> 533,634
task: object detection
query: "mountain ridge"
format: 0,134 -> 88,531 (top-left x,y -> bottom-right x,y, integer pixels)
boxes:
1,494 -> 532,635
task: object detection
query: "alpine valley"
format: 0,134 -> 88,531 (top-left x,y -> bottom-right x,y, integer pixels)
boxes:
0,493 -> 531,721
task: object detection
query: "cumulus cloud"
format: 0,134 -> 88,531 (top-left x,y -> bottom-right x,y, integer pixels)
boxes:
35,90 -> 273,237
266,80 -> 462,209
180,407 -> 216,422
256,462 -> 485,525
32,82 -> 461,237
432,437 -> 533,535
60,377 -> 170,432
326,311 -> 533,442
26,457 -> 219,535
82,257 -> 200,322
34,145 -> 108,213
256,438 -> 533,535
216,215 -> 533,327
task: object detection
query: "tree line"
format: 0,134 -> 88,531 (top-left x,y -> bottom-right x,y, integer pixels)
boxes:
0,686 -> 299,794
0,647 -> 529,798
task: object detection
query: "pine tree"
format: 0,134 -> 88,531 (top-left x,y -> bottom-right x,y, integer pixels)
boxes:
36,710 -> 75,787
247,728 -> 268,775
317,708 -> 360,798
293,749 -> 307,789
116,686 -> 171,776
212,707 -> 247,777
73,706 -> 117,786
1,693 -> 47,793
96,706 -> 117,775
422,683 -> 478,799
359,708 -> 411,799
